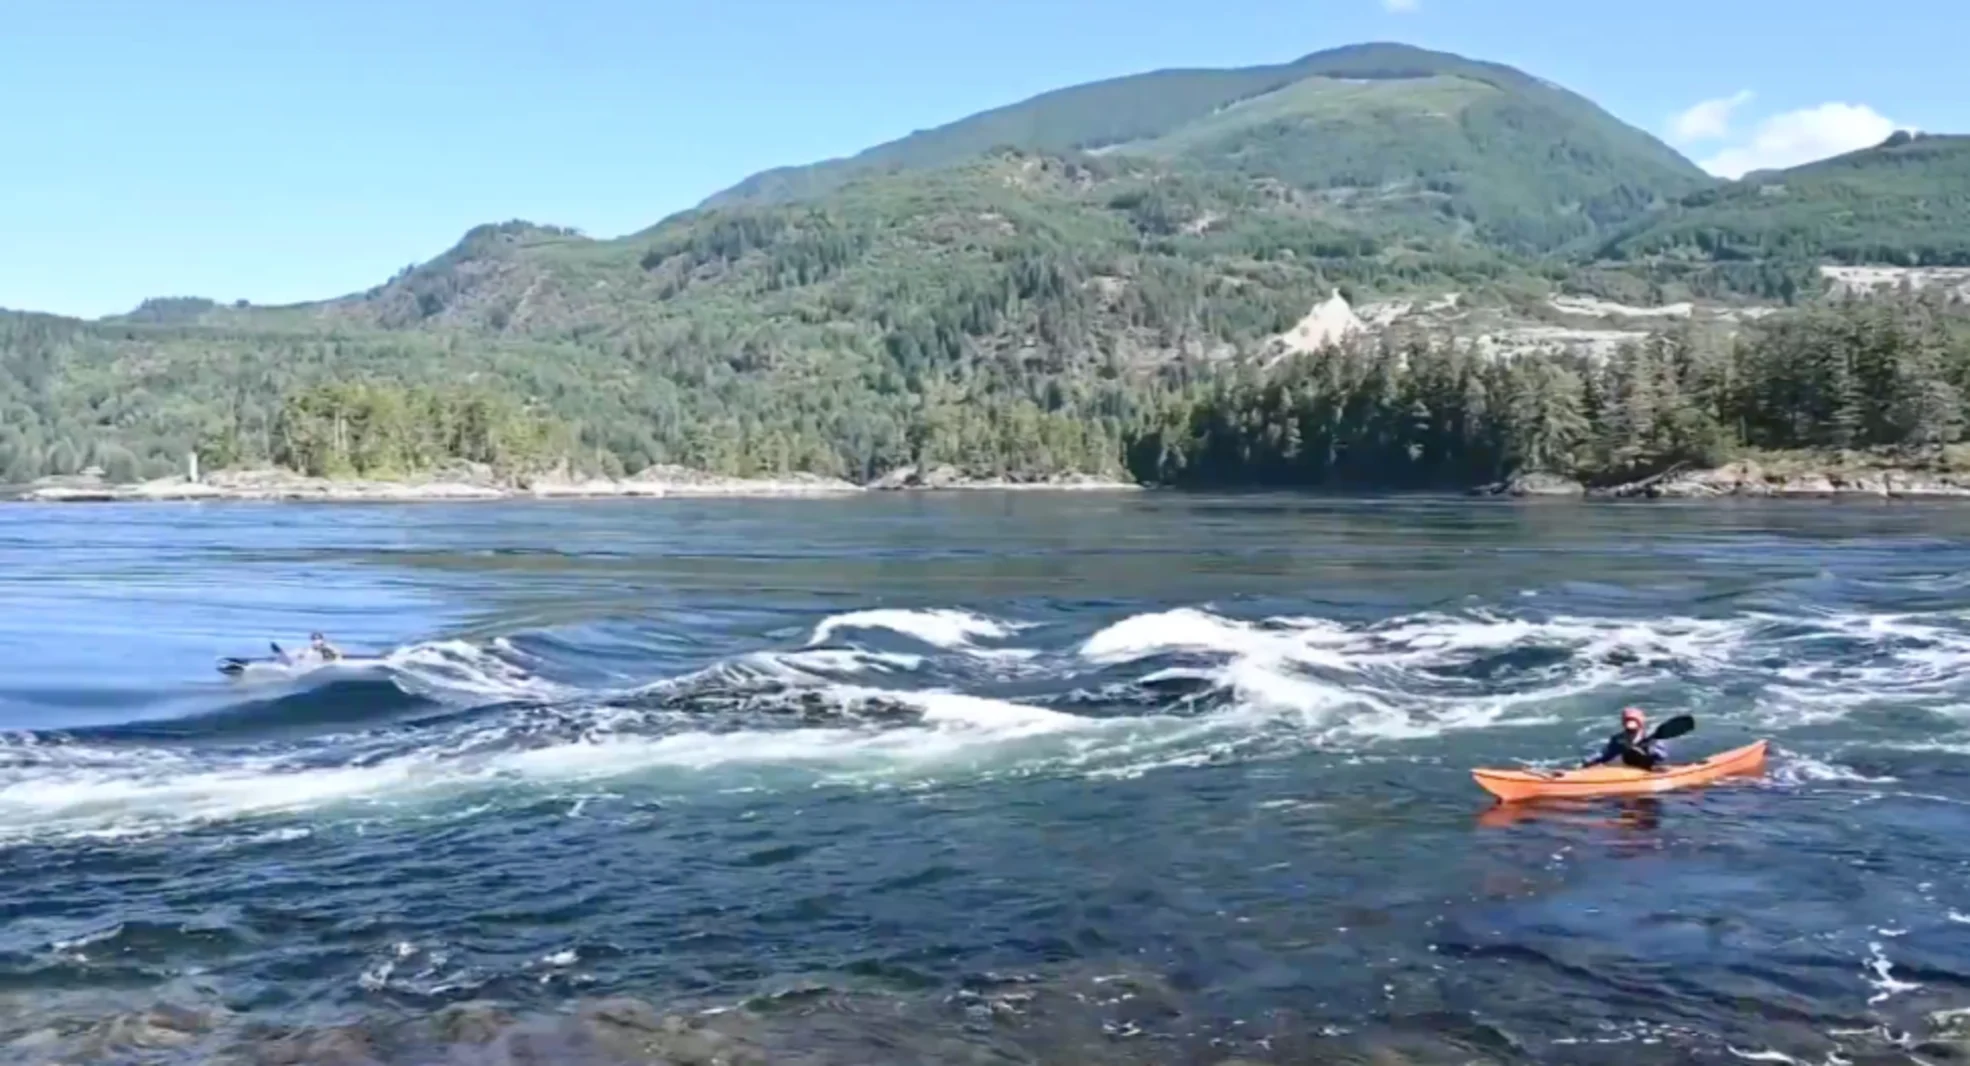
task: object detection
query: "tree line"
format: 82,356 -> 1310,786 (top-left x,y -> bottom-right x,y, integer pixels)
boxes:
1128,291 -> 1969,488
256,381 -> 570,478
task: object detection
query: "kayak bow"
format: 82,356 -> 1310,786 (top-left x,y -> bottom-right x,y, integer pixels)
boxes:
1472,739 -> 1769,803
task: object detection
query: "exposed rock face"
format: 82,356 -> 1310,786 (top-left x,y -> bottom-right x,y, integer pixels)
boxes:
1274,289 -> 1366,355
1467,456 -> 1970,501
1820,264 -> 1970,301
1469,472 -> 1586,497
867,464 -> 1140,491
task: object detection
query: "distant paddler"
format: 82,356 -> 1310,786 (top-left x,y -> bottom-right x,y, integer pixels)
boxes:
219,632 -> 349,678
272,632 -> 343,664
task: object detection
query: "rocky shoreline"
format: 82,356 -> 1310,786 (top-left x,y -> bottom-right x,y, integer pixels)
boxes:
865,463 -> 1141,492
1474,456 -> 1970,500
26,457 -> 1968,505
0,463 -> 1143,504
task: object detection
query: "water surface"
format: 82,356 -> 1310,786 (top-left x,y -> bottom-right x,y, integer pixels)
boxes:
4,493 -> 1970,1064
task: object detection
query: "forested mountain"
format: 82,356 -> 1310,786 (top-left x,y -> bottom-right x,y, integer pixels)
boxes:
2,44 -> 1967,490
5,156 -> 1424,483
708,43 -> 1710,252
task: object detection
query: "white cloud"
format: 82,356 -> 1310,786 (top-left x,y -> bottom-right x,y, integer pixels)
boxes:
1698,102 -> 1901,179
1383,0 -> 1419,11
1669,90 -> 1754,143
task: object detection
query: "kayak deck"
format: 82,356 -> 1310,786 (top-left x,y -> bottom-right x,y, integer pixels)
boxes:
217,655 -> 384,680
1473,739 -> 1769,803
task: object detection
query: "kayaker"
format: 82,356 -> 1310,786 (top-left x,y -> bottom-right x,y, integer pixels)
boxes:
1584,707 -> 1667,771
309,632 -> 343,662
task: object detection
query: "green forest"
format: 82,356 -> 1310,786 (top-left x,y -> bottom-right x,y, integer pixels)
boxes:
7,293 -> 1965,491
1130,293 -> 1970,489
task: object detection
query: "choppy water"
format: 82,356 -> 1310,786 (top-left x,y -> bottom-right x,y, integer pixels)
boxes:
5,494 -> 1970,1064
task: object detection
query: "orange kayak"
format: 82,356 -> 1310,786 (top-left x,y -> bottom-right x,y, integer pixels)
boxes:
1472,739 -> 1769,803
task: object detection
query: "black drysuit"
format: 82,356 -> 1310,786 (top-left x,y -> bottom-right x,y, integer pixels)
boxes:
1585,729 -> 1666,770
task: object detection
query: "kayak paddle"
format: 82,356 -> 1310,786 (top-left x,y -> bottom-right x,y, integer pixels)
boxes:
1647,714 -> 1695,742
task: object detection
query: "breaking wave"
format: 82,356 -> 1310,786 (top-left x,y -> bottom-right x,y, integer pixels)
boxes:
3,599 -> 1968,843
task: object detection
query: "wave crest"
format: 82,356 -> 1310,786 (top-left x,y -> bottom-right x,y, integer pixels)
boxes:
4,597 -> 1966,842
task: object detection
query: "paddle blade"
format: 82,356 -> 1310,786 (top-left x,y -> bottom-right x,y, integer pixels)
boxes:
1650,714 -> 1695,741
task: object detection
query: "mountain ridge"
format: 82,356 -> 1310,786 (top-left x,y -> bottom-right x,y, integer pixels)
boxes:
1596,132 -> 1970,287
701,42 -> 1707,228
101,42 -> 1724,324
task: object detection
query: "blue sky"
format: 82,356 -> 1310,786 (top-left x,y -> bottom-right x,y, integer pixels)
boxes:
3,0 -> 1963,318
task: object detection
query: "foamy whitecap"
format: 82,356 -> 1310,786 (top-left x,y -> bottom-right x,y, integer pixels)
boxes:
753,648 -> 927,678
386,639 -> 575,704
1081,607 -> 1293,664
808,608 -> 1027,651
1078,607 -> 1679,742
1765,752 -> 1899,788
1081,606 -> 1748,674
1863,940 -> 1920,1005
1723,1048 -> 1807,1064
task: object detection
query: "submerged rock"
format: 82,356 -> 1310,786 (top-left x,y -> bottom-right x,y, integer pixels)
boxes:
431,1000 -> 517,1045
192,996 -> 780,1066
77,1002 -> 219,1054
576,996 -> 670,1034
243,1025 -> 379,1066
0,974 -> 1789,1066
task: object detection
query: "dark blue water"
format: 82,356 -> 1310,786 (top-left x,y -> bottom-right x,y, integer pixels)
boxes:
5,494 -> 1970,1064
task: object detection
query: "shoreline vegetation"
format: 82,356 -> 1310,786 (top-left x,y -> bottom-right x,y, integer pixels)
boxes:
1130,290 -> 1970,498
13,287 -> 1970,506
15,287 -> 1970,502
9,291 -> 1969,506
